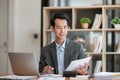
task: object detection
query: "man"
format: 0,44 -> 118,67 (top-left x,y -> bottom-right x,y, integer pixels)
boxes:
39,13 -> 87,75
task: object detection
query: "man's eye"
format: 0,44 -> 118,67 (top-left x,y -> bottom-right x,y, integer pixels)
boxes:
57,27 -> 61,29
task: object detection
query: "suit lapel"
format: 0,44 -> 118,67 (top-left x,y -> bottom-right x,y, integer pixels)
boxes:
51,42 -> 58,74
64,38 -> 72,69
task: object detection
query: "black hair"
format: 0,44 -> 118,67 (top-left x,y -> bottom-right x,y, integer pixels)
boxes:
50,13 -> 69,27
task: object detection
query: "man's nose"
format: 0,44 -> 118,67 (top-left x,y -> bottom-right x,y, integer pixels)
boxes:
61,28 -> 64,32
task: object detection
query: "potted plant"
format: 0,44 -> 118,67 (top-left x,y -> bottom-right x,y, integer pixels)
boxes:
80,17 -> 91,29
111,17 -> 120,29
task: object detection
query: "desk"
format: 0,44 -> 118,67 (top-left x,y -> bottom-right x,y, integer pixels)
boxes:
31,77 -> 94,80
65,77 -> 94,80
0,75 -> 94,80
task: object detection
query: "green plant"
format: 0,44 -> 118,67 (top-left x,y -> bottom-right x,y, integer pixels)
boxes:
111,17 -> 120,25
80,17 -> 91,24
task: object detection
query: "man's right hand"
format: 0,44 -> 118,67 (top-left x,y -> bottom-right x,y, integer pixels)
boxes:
43,66 -> 54,74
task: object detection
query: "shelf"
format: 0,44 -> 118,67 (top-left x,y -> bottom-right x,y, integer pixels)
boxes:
45,29 -> 103,32
104,29 -> 120,31
43,5 -> 120,75
86,52 -> 102,54
103,5 -> 120,9
105,52 -> 120,54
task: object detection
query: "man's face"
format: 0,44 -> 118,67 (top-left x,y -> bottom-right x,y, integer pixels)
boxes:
52,18 -> 68,40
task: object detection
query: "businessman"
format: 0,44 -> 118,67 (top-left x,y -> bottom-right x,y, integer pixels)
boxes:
39,12 -> 87,75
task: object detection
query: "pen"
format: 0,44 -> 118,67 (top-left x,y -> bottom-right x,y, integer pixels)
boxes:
45,60 -> 50,66
45,60 -> 54,73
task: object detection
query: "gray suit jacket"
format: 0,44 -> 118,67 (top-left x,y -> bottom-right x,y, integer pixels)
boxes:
39,38 -> 86,74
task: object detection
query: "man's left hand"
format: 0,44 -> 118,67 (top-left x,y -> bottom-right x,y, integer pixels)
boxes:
75,63 -> 88,75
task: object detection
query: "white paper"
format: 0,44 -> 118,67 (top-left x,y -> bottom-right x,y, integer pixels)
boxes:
66,57 -> 91,71
40,74 -> 65,80
94,72 -> 120,80
40,77 -> 65,80
94,72 -> 120,77
40,74 -> 62,77
70,75 -> 89,80
0,75 -> 37,79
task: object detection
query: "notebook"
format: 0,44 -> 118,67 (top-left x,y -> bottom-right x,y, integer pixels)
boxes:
8,52 -> 40,76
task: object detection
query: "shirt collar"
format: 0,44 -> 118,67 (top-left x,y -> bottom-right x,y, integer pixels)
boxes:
55,38 -> 66,50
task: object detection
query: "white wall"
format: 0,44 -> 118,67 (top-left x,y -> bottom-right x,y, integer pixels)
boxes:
0,0 -> 8,74
14,0 -> 41,62
9,0 -> 15,52
8,0 -> 41,73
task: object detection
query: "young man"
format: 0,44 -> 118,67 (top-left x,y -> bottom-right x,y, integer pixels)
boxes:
39,13 -> 87,75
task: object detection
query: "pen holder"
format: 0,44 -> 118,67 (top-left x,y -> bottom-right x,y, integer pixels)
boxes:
63,71 -> 77,77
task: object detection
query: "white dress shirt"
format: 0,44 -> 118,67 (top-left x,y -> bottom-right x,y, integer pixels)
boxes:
55,39 -> 66,74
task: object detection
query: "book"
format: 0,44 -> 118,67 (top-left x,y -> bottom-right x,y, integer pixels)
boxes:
116,42 -> 120,52
91,14 -> 99,29
60,0 -> 65,6
91,14 -> 102,29
94,60 -> 102,74
95,14 -> 102,29
104,15 -> 108,28
93,35 -> 102,53
93,36 -> 99,52
97,36 -> 102,52
49,0 -> 58,7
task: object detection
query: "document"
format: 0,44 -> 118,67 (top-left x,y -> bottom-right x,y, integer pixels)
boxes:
70,75 -> 89,80
40,74 -> 62,77
66,57 -> 91,71
40,74 -> 65,80
0,75 -> 37,79
94,72 -> 120,80
40,77 -> 65,80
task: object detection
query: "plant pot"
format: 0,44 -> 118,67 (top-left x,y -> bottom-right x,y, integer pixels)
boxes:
114,24 -> 120,29
81,23 -> 89,29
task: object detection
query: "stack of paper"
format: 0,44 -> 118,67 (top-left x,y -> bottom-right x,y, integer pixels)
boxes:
40,74 -> 65,80
0,75 -> 37,79
40,77 -> 65,80
70,75 -> 89,80
94,72 -> 120,80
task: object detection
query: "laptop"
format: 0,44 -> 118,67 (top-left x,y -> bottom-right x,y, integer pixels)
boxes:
8,52 -> 40,76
